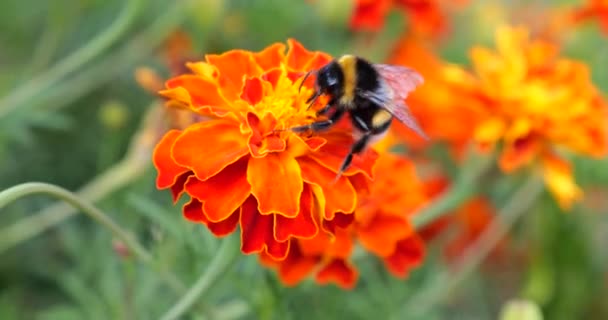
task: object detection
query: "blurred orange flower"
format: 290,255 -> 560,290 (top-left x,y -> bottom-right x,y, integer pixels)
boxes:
467,26 -> 607,208
153,40 -> 378,261
262,153 -> 426,289
392,26 -> 607,209
572,0 -> 608,34
350,0 -> 468,37
387,34 -> 484,155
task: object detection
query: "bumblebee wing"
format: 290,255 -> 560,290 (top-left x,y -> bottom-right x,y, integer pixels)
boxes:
360,64 -> 428,139
373,64 -> 424,100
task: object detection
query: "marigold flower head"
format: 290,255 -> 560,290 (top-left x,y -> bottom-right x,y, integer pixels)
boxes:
261,153 -> 426,288
153,40 -> 378,261
392,26 -> 607,209
350,0 -> 468,37
468,26 -> 607,208
571,0 -> 608,35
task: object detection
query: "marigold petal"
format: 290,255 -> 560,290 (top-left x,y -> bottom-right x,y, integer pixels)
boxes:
498,134 -> 541,172
299,227 -> 353,259
358,216 -> 412,257
208,209 -> 240,237
542,154 -> 582,210
384,235 -> 425,278
322,212 -> 355,235
246,112 -> 286,157
184,159 -> 250,222
165,75 -> 230,114
309,133 -> 377,178
286,39 -> 319,71
206,50 -> 263,99
241,77 -> 265,105
170,172 -> 191,203
298,157 -> 357,220
240,197 -> 290,260
172,121 -> 249,181
274,184 -> 318,242
277,243 -> 319,286
183,198 -> 208,223
253,42 -> 286,70
315,259 -> 358,289
247,153 -> 303,217
154,130 -> 189,189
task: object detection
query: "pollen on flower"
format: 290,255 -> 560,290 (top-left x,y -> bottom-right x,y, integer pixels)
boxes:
153,39 -> 378,263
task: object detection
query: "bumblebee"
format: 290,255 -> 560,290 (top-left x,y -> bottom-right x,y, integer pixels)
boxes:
291,54 -> 428,177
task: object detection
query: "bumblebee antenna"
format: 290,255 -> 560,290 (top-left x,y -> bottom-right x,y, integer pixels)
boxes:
298,70 -> 314,93
306,92 -> 320,110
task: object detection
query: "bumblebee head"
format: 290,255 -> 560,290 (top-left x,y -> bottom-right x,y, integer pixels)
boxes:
315,61 -> 343,97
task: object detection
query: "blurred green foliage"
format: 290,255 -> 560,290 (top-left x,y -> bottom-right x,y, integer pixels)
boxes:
1,0 -> 607,319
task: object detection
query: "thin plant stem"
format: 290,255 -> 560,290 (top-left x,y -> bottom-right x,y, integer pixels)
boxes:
0,103 -> 163,254
160,235 -> 242,320
0,182 -> 151,262
395,173 -> 545,318
0,157 -> 147,254
0,0 -> 143,118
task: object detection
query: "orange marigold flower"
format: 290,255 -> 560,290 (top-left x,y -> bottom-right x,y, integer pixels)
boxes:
387,34 -> 484,155
394,26 -> 607,209
262,153 -> 427,288
350,0 -> 468,37
467,26 -> 607,208
571,0 -> 608,34
153,40 -> 378,261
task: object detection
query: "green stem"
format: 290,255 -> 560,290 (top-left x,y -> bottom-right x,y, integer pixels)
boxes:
160,235 -> 241,320
412,150 -> 495,229
0,182 -> 151,262
396,173 -> 545,318
0,103 -> 162,255
0,0 -> 143,118
0,157 -> 147,254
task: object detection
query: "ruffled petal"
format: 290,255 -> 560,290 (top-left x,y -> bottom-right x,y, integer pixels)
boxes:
357,215 -> 412,257
240,197 -> 290,260
184,158 -> 250,222
170,172 -> 192,203
315,259 -> 358,289
208,209 -> 240,237
309,132 -> 377,178
153,130 -> 189,189
172,120 -> 249,181
298,157 -> 357,220
322,212 -> 355,235
276,242 -> 320,286
253,43 -> 286,70
183,198 -> 208,223
274,184 -> 318,242
285,39 -> 319,71
247,153 -> 303,218
384,235 -> 425,278
206,50 -> 263,99
164,75 -> 230,114
246,112 -> 286,157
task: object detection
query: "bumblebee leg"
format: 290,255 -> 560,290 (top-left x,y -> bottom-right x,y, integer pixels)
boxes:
315,98 -> 336,116
315,104 -> 332,116
336,132 -> 371,179
290,109 -> 345,133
